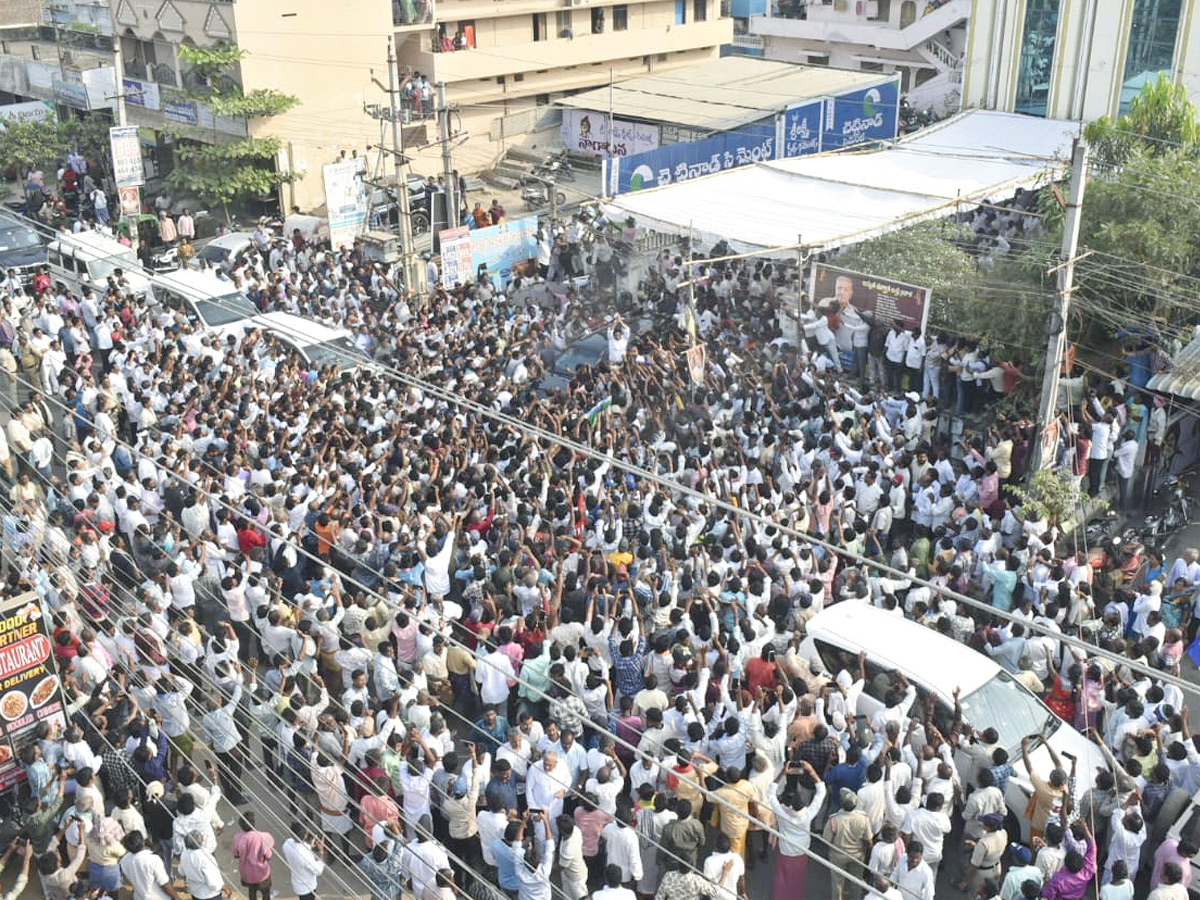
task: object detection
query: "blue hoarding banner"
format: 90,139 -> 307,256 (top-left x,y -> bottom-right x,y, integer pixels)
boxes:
822,77 -> 900,150
611,127 -> 775,195
778,99 -> 824,159
469,216 -> 539,286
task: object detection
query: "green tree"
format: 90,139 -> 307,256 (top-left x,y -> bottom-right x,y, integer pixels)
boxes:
1026,75 -> 1200,322
61,115 -> 118,175
163,42 -> 300,219
1085,74 -> 1200,170
1005,467 -> 1098,526
0,120 -> 67,178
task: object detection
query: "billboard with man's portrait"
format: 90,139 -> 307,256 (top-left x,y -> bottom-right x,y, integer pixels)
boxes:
809,263 -> 931,337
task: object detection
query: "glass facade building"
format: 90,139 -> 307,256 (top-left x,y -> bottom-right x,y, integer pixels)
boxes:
1120,0 -> 1184,113
1014,0 -> 1061,116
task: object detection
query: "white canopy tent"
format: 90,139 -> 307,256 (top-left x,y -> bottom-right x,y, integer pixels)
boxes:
602,110 -> 1081,253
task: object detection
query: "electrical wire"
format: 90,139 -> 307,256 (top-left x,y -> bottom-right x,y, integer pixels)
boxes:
0,369 -> 984,900
0,425 -> 897,900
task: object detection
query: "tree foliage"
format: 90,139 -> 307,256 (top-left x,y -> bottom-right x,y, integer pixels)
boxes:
831,220 -> 1053,362
1027,77 -> 1200,322
0,120 -> 68,175
165,42 -> 299,216
1005,467 -> 1097,525
1085,74 -> 1200,170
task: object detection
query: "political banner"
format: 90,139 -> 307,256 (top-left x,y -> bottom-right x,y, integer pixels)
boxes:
609,127 -> 775,195
809,263 -> 930,337
777,99 -> 824,159
822,77 -> 900,150
561,109 -> 660,157
439,226 -> 472,288
109,125 -> 145,188
0,593 -> 67,790
468,216 -> 538,287
322,159 -> 368,251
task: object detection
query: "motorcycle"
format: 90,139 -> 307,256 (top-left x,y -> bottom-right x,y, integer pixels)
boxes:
522,183 -> 566,211
1143,474 -> 1192,540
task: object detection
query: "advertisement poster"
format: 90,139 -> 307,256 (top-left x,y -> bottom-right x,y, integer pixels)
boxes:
0,593 -> 67,789
122,77 -> 161,111
561,109 -> 660,157
0,101 -> 54,126
468,217 -> 538,287
118,186 -> 141,216
777,99 -> 824,159
439,226 -> 472,288
163,97 -> 199,126
609,127 -> 775,195
822,77 -> 901,150
109,125 -> 145,188
322,159 -> 368,251
809,263 -> 931,336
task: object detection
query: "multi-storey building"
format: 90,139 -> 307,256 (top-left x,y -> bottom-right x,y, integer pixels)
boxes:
391,0 -> 732,170
962,0 -> 1199,121
742,0 -> 968,114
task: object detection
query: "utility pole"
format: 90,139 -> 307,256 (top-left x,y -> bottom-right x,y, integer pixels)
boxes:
437,82 -> 456,231
386,40 -> 421,295
110,38 -> 137,256
1029,139 -> 1088,475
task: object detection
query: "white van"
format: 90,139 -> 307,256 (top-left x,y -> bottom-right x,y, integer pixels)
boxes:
46,232 -> 151,299
798,602 -> 1108,841
148,269 -> 261,334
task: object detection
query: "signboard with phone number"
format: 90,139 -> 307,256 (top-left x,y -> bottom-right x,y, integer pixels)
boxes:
0,593 -> 68,789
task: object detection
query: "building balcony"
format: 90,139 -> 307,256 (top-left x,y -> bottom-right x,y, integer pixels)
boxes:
398,16 -> 730,84
750,0 -> 967,52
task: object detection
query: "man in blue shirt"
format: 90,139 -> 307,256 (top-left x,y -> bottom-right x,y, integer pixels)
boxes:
471,708 -> 510,753
492,821 -> 523,895
824,745 -> 868,815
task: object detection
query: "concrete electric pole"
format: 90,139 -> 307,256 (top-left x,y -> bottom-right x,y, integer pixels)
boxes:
386,40 -> 422,294
437,82 -> 456,230
1029,138 -> 1088,475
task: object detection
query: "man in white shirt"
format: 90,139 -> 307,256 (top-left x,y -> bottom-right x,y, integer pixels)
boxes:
526,751 -> 571,832
702,833 -> 745,900
593,864 -> 637,900
119,831 -> 180,900
179,832 -> 224,900
902,793 -> 952,879
892,842 -> 935,900
477,647 -> 516,708
281,823 -> 325,900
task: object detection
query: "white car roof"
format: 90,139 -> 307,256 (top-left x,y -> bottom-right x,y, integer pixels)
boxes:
204,232 -> 256,252
250,311 -> 349,347
804,602 -> 998,695
49,231 -> 137,261
151,268 -> 243,298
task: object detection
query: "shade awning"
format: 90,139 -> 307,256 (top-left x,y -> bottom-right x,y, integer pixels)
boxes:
602,110 -> 1081,253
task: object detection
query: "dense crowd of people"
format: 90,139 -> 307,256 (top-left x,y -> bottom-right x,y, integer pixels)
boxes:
0,212 -> 1195,900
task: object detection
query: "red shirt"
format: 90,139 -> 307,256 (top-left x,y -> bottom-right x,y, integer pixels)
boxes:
237,526 -> 267,557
